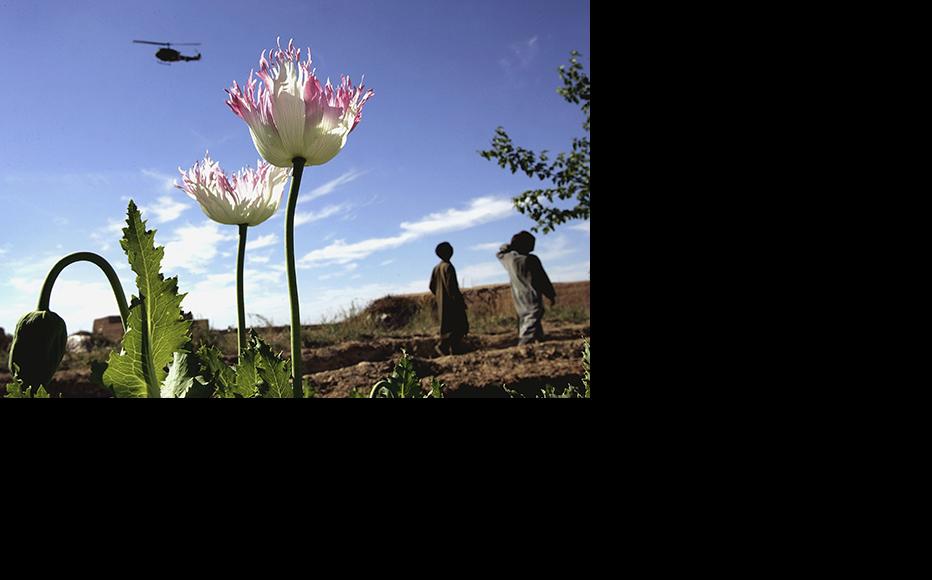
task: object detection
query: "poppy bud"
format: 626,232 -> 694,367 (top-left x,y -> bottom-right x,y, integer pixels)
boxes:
8,310 -> 67,390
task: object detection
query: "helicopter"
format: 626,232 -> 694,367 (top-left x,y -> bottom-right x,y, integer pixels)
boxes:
133,40 -> 202,64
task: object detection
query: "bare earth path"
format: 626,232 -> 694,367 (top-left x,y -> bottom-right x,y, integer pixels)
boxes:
1,322 -> 589,398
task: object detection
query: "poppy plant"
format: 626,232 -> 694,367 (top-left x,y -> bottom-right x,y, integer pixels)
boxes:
226,38 -> 374,394
177,153 -> 289,358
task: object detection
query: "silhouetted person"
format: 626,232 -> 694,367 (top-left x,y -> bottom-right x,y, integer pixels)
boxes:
497,231 -> 556,345
429,242 -> 469,355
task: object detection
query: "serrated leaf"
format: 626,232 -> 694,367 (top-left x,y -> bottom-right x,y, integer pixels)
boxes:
234,347 -> 260,398
197,345 -> 235,391
255,337 -> 292,398
4,380 -> 52,399
428,378 -> 445,399
162,352 -> 195,398
103,200 -> 190,397
5,379 -> 25,398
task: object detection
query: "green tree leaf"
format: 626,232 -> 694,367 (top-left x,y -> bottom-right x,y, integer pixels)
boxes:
479,51 -> 590,233
102,200 -> 191,397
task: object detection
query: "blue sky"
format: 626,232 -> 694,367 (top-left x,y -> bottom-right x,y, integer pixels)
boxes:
0,0 -> 590,332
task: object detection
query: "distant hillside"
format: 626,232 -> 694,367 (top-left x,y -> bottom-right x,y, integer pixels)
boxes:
358,281 -> 590,330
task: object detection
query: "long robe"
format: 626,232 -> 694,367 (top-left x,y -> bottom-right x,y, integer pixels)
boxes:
429,260 -> 469,341
496,245 -> 556,344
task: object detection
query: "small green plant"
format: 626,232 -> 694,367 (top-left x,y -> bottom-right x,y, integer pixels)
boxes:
101,201 -> 191,397
505,338 -> 589,398
369,349 -> 444,398
4,375 -> 53,398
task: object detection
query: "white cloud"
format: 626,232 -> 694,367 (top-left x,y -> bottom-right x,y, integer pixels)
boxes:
2,171 -> 112,189
139,196 -> 191,224
499,35 -> 540,74
162,221 -> 237,274
298,169 -> 367,204
547,260 -> 590,282
179,266 -> 288,327
457,261 -> 508,288
300,233 -> 416,267
470,242 -> 503,252
400,197 -> 514,236
141,168 -> 178,192
247,233 -> 277,251
2,272 -> 134,333
247,253 -> 271,264
379,259 -> 394,266
90,218 -> 126,251
294,204 -> 346,227
535,235 -> 577,262
299,196 -> 514,268
317,263 -> 359,281
570,221 -> 590,235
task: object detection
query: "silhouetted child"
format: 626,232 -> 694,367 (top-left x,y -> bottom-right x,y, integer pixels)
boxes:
429,242 -> 469,355
497,231 -> 556,345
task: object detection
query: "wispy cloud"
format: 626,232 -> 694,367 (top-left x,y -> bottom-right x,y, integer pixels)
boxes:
298,169 -> 367,204
535,235 -> 577,262
141,168 -> 178,192
1,171 -> 112,188
300,232 -> 416,267
299,196 -> 515,267
317,263 -> 359,281
162,221 -> 237,274
400,196 -> 514,236
570,220 -> 590,235
499,35 -> 539,76
547,260 -> 590,282
247,253 -> 271,264
458,261 -> 508,287
470,242 -> 503,252
380,259 -> 394,266
189,128 -> 235,149
247,233 -> 278,251
139,196 -> 191,224
2,253 -> 135,331
180,268 -> 287,326
90,219 -> 127,251
294,204 -> 347,227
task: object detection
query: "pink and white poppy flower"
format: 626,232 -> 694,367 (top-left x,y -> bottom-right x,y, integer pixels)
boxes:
226,38 -> 374,168
176,153 -> 289,226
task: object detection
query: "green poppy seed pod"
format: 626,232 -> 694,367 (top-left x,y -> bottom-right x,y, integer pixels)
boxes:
8,310 -> 67,390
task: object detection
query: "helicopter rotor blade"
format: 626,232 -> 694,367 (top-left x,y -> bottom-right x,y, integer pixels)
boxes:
133,40 -> 170,46
172,42 -> 202,46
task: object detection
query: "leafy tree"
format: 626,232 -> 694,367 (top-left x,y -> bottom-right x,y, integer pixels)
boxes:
479,51 -> 590,233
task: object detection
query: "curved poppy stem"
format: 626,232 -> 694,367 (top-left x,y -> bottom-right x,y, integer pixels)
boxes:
37,252 -> 129,330
285,157 -> 306,397
237,224 -> 248,361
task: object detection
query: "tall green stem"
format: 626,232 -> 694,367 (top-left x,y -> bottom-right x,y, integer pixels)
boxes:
38,252 -> 129,329
285,157 -> 306,397
237,224 -> 248,361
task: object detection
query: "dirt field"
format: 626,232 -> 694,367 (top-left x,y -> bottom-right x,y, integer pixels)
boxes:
1,281 -> 590,398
